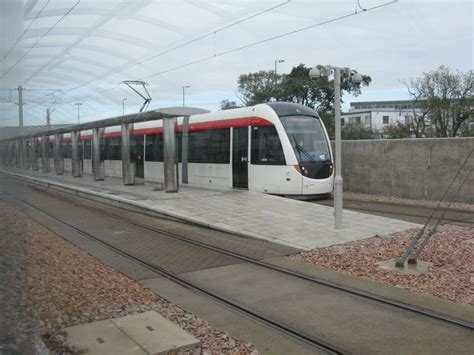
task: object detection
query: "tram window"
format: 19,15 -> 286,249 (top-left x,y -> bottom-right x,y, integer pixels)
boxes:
83,140 -> 92,159
251,126 -> 285,165
36,142 -> 42,157
63,143 -> 72,158
145,134 -> 164,162
48,143 -> 54,157
176,134 -> 182,162
280,116 -> 330,163
145,134 -> 182,162
105,137 -> 121,160
188,129 -> 230,164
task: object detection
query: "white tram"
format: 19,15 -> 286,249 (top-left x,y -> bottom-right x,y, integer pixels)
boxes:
39,102 -> 334,197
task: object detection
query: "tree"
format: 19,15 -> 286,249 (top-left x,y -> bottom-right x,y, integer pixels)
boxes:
383,122 -> 411,139
404,81 -> 430,138
405,66 -> 473,137
341,123 -> 374,140
235,64 -> 372,139
279,64 -> 371,112
459,123 -> 474,137
237,64 -> 371,111
237,71 -> 282,106
219,99 -> 241,110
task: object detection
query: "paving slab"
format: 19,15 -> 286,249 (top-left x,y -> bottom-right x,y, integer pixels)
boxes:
111,311 -> 200,354
1,168 -> 420,250
63,311 -> 200,355
64,319 -> 146,355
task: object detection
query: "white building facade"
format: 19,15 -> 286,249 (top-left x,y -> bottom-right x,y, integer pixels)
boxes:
342,100 -> 419,136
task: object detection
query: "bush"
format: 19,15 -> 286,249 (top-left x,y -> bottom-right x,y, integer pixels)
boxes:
341,123 -> 375,140
383,122 -> 411,139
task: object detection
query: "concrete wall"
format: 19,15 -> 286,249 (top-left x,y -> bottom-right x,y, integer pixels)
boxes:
335,138 -> 474,203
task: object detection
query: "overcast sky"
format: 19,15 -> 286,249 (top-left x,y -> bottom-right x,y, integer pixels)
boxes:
0,0 -> 472,127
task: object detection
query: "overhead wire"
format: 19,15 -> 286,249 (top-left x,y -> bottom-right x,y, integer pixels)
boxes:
0,0 -> 81,80
357,0 -> 368,12
66,0 -> 398,104
2,0 -> 50,61
32,0 -> 292,102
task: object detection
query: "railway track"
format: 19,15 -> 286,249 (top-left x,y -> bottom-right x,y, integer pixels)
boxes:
3,183 -> 473,354
8,192 -> 344,355
17,186 -> 474,332
314,199 -> 474,226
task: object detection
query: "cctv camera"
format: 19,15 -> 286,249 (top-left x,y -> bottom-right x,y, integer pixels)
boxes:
309,66 -> 321,79
351,72 -> 363,84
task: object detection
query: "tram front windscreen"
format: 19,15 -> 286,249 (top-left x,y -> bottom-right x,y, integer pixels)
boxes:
279,115 -> 331,163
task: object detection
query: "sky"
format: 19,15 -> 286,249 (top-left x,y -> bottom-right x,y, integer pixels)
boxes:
0,0 -> 472,127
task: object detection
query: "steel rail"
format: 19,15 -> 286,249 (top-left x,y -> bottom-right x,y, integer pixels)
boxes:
28,184 -> 474,331
10,194 -> 345,355
330,198 -> 474,215
314,201 -> 474,226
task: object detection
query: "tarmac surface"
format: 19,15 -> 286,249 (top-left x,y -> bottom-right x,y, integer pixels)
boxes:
1,175 -> 473,355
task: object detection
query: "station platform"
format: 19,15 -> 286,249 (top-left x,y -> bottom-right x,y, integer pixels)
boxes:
0,168 -> 418,250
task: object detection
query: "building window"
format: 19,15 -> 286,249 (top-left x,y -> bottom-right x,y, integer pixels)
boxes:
251,126 -> 285,165
383,116 -> 389,124
355,116 -> 361,125
341,117 -> 345,126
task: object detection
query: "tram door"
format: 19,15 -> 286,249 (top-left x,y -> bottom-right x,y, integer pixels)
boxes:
232,127 -> 248,188
132,135 -> 144,178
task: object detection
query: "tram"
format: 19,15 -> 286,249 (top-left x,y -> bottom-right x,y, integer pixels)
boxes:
40,102 -> 334,197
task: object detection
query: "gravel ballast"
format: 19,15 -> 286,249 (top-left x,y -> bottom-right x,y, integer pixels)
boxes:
0,200 -> 257,354
291,224 -> 473,306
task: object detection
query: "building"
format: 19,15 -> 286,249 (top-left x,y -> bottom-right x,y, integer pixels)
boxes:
342,100 -> 419,136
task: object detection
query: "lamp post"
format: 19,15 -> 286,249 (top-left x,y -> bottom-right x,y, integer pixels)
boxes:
274,59 -> 285,75
122,98 -> 127,116
182,85 -> 190,107
74,102 -> 82,124
309,65 -> 363,229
